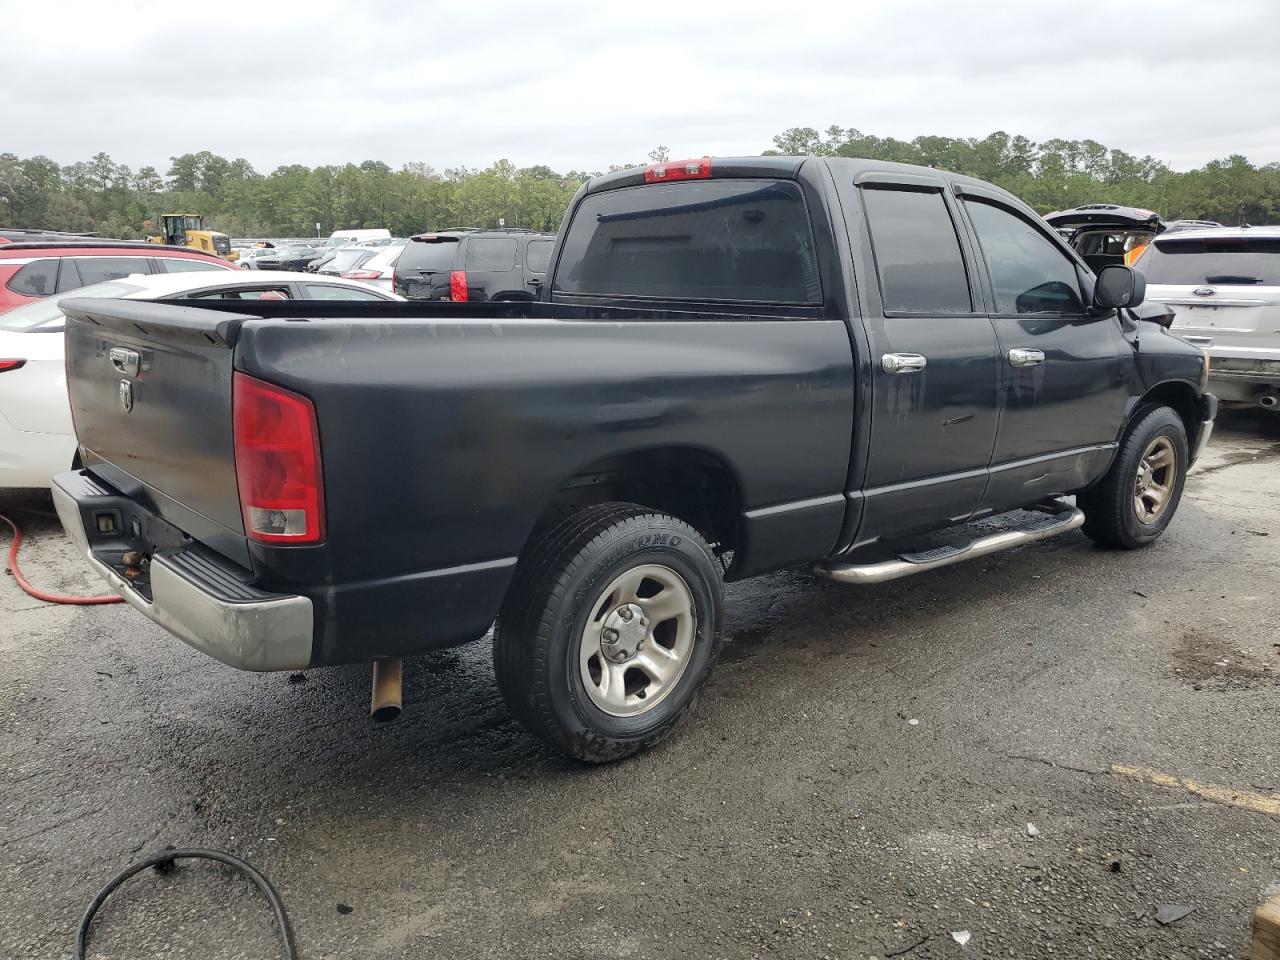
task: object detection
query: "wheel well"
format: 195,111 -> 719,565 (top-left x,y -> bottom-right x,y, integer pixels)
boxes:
530,448 -> 744,565
1137,381 -> 1200,445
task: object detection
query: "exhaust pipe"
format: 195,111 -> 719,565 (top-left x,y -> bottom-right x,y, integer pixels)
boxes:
1258,391 -> 1279,410
370,658 -> 403,722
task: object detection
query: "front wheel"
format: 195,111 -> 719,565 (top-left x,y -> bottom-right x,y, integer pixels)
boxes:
493,503 -> 723,763
1078,405 -> 1188,549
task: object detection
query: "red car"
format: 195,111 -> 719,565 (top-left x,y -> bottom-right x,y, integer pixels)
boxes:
0,239 -> 235,314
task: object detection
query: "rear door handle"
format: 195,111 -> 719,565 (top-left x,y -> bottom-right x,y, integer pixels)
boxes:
1181,335 -> 1214,347
881,353 -> 928,374
1008,348 -> 1045,367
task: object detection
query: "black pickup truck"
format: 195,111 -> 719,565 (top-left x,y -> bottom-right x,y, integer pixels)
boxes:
54,156 -> 1215,762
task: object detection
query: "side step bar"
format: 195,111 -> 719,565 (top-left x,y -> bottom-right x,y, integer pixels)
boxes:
814,499 -> 1085,585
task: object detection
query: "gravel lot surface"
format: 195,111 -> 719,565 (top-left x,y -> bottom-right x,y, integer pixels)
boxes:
2,412 -> 1278,959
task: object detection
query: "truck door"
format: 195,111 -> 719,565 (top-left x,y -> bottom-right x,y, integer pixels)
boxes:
842,178 -> 1001,547
956,190 -> 1131,513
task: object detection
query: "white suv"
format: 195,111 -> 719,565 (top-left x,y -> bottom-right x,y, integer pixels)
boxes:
1137,226 -> 1280,412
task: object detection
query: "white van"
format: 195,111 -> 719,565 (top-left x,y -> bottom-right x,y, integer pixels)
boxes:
327,228 -> 391,247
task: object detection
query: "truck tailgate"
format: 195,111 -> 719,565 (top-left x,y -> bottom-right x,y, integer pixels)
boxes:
61,298 -> 250,564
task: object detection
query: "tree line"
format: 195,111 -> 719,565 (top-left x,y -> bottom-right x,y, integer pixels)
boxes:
1,130 -> 1278,240
769,127 -> 1280,225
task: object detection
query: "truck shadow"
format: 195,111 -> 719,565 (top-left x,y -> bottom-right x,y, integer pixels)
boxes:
194,505 -> 1207,805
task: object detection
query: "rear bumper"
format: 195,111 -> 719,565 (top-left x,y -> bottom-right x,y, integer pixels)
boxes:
52,470 -> 313,671
1206,352 -> 1280,385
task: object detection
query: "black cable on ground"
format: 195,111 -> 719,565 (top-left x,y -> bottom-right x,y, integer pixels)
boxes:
76,847 -> 298,959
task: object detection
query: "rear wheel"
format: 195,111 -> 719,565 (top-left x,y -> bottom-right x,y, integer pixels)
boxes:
493,503 -> 723,763
1078,405 -> 1188,549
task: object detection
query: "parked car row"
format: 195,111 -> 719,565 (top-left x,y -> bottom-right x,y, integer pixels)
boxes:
231,229 -> 558,301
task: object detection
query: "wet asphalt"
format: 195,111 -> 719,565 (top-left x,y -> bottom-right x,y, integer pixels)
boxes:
2,412 -> 1279,960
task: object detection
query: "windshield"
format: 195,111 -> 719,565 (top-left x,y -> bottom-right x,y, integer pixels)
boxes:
0,279 -> 146,331
329,248 -> 374,272
1138,237 -> 1280,286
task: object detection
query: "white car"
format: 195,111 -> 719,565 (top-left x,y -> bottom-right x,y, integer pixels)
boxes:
332,241 -> 406,291
0,271 -> 402,488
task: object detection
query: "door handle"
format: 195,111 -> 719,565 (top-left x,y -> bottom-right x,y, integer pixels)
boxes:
881,353 -> 928,374
1181,335 -> 1213,347
1008,348 -> 1045,367
528,277 -> 543,286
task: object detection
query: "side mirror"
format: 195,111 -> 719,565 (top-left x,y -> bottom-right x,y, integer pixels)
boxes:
1092,264 -> 1146,310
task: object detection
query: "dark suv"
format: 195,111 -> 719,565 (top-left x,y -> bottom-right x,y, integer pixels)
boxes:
393,229 -> 555,301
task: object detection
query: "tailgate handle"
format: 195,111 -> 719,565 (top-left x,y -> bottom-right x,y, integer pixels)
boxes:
109,347 -> 141,378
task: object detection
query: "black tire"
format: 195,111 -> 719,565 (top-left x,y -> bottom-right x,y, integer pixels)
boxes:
1078,405 -> 1188,549
494,502 -> 723,763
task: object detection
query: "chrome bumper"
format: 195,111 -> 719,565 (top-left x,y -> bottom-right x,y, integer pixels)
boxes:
52,475 -> 313,672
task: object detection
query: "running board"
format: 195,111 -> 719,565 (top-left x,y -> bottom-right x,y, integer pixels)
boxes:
814,500 -> 1085,585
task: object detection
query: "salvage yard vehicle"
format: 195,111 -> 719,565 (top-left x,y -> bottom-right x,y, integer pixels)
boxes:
0,271 -> 399,489
394,228 -> 555,301
145,214 -> 238,262
1044,203 -> 1165,271
54,156 -> 1214,763
1138,225 -> 1280,411
335,241 -> 405,291
0,240 -> 234,314
241,244 -> 321,272
325,228 -> 391,248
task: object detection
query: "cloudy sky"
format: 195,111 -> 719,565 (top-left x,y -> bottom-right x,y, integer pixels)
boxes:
7,0 -> 1280,175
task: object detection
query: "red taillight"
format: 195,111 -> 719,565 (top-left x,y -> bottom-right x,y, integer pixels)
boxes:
232,372 -> 325,545
0,359 -> 26,372
643,157 -> 711,184
340,270 -> 381,280
450,270 -> 468,302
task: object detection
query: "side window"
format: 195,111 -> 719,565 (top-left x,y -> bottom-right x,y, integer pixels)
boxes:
190,287 -> 292,300
6,259 -> 58,296
860,186 -> 972,314
72,257 -> 153,287
55,259 -> 82,293
525,239 -> 553,275
302,284 -> 387,301
158,258 -> 227,273
554,179 -> 821,303
465,238 -> 517,272
964,201 -> 1085,315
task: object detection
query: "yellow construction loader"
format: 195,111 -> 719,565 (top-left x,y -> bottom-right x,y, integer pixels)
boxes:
146,214 -> 238,262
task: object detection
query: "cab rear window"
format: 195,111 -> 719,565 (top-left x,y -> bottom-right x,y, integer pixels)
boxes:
553,179 -> 821,304
1139,237 -> 1280,285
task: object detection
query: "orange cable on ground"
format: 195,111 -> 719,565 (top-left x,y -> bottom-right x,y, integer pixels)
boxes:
1,513 -> 122,605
